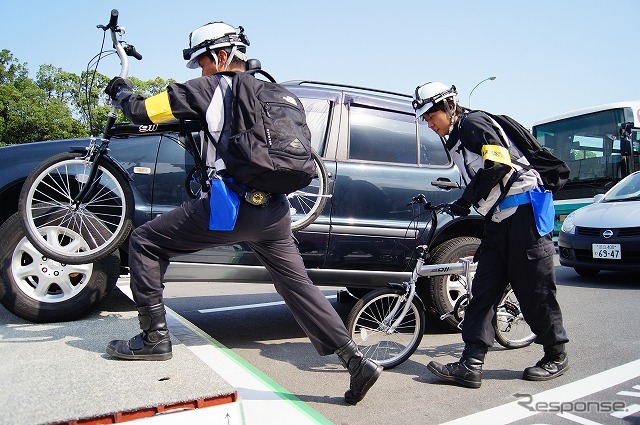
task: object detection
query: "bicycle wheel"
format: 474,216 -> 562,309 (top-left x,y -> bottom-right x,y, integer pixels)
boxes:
289,150 -> 329,232
347,287 -> 425,369
19,152 -> 134,264
494,286 -> 536,349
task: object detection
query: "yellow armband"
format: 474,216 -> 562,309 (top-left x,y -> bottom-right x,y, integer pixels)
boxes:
144,91 -> 176,124
481,145 -> 512,166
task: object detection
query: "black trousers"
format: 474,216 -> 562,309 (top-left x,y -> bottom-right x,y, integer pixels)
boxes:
128,194 -> 351,356
462,204 -> 569,348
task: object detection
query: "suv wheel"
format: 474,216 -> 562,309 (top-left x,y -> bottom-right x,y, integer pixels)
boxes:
429,236 -> 480,331
0,212 -> 120,323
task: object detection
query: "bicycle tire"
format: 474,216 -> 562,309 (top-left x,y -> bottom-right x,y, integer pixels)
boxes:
347,287 -> 425,369
289,150 -> 329,232
493,286 -> 536,349
19,152 -> 134,264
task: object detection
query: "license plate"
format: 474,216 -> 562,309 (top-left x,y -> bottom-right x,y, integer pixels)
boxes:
592,244 -> 621,259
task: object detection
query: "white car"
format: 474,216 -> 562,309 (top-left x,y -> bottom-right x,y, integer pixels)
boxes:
558,170 -> 640,276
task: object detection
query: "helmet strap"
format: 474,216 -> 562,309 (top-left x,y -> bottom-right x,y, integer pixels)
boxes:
206,46 -> 219,66
443,98 -> 457,134
223,46 -> 238,71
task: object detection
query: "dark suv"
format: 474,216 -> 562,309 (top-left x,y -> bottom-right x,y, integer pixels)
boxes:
0,81 -> 483,326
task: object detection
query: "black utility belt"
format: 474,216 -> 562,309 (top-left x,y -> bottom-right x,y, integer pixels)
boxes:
213,173 -> 271,206
243,188 -> 270,206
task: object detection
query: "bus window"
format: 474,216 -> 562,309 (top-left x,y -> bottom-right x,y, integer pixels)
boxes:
532,102 -> 640,234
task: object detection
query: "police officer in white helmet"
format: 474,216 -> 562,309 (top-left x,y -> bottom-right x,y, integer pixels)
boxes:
413,82 -> 569,388
103,21 -> 383,405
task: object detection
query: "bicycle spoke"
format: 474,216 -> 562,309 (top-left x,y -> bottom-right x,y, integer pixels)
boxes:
21,155 -> 133,264
349,290 -> 424,368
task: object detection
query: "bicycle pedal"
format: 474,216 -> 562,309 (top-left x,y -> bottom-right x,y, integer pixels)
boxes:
439,311 -> 453,320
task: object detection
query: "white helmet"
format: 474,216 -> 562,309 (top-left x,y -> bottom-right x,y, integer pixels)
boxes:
183,22 -> 249,69
412,82 -> 457,119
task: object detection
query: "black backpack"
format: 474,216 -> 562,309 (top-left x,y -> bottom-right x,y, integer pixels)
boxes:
207,71 -> 315,194
484,112 -> 570,193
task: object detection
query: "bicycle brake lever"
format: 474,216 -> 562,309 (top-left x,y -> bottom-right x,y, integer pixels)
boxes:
442,204 -> 455,218
407,194 -> 427,206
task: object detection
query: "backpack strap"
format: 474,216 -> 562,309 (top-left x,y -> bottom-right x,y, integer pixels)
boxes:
484,113 -> 534,173
200,125 -> 248,197
471,111 -> 525,216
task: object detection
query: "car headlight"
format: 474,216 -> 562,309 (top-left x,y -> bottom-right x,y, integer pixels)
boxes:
561,212 -> 576,235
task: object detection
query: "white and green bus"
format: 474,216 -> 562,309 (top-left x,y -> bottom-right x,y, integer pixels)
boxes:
531,101 -> 640,233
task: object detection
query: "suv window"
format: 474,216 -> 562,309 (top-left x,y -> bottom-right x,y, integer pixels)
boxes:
300,98 -> 331,154
418,120 -> 450,166
349,107 -> 417,164
349,106 -> 449,166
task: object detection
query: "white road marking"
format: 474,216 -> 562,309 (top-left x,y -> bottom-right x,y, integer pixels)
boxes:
617,391 -> 640,397
116,281 -> 333,425
556,412 -> 602,424
166,308 -> 333,425
198,296 -> 337,314
440,358 -> 640,425
617,384 -> 640,397
612,403 -> 640,419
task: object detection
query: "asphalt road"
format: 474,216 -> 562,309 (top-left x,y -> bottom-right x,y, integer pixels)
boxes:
161,260 -> 640,425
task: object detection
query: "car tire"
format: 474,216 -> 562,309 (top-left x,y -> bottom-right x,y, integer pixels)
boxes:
574,267 -> 600,277
0,212 -> 121,323
428,236 -> 480,332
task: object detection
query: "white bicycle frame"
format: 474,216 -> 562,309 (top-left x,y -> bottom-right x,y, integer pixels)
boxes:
385,253 -> 476,333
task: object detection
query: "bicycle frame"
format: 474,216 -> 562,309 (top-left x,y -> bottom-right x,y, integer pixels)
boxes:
73,10 -> 134,205
382,199 -> 477,333
385,253 -> 476,333
346,197 -> 535,369
21,9 -> 327,263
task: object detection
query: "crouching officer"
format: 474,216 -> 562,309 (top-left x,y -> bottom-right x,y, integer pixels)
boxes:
412,82 -> 569,388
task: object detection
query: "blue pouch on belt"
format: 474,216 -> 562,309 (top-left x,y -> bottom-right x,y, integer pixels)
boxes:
209,177 -> 240,231
528,186 -> 555,236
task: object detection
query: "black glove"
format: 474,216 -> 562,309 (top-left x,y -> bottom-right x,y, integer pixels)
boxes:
104,77 -> 131,100
449,198 -> 472,216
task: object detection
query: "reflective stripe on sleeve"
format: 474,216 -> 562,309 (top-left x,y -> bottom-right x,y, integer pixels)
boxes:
481,145 -> 512,166
144,91 -> 176,123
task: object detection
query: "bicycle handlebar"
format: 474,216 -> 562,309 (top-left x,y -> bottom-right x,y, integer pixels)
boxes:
110,28 -> 129,79
98,9 -> 143,138
108,9 -> 118,29
407,194 -> 451,215
124,45 -> 143,60
97,9 -> 143,80
405,194 -> 456,248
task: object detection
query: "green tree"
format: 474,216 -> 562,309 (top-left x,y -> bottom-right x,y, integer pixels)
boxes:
0,49 -> 175,146
77,72 -> 175,134
0,50 -> 85,145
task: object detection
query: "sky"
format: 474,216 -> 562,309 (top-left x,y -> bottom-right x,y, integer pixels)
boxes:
2,0 -> 639,129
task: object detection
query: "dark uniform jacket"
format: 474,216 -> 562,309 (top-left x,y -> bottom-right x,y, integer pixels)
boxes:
115,74 -> 233,168
447,111 -> 540,221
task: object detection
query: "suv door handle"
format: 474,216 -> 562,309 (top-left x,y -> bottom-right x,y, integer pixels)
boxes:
431,179 -> 461,190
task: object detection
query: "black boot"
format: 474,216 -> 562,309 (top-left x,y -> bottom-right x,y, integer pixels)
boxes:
106,303 -> 172,361
427,343 -> 487,388
335,340 -> 383,405
523,343 -> 569,381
